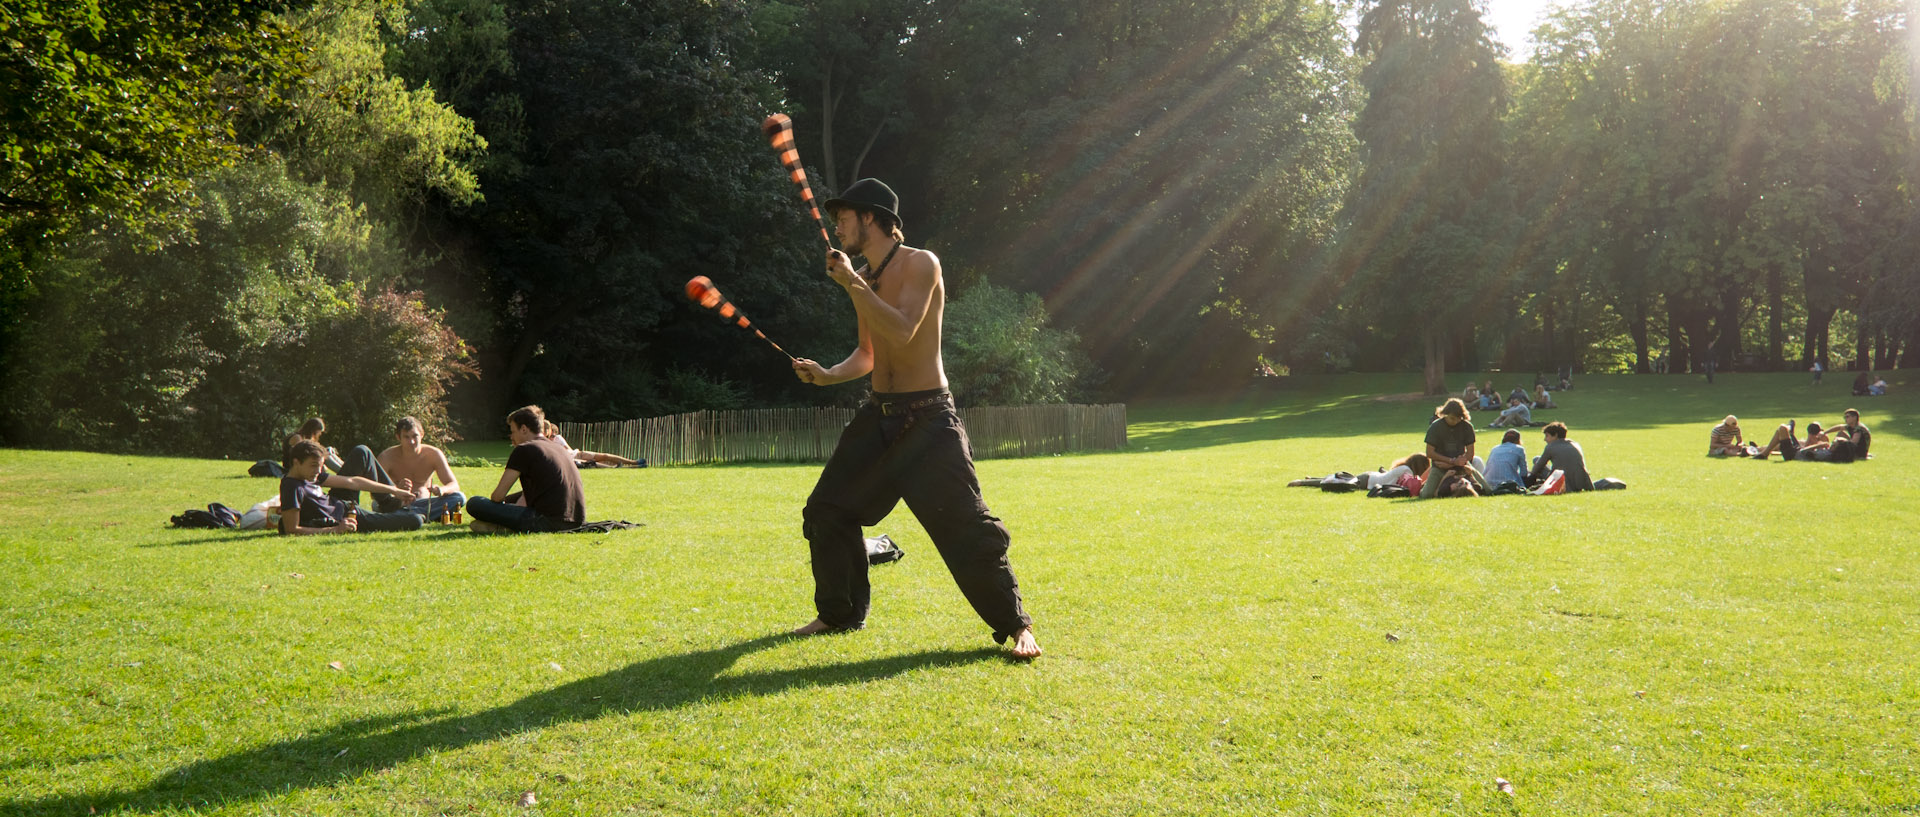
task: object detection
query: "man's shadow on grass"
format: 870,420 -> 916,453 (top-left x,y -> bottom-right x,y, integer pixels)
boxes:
11,635 -> 998,815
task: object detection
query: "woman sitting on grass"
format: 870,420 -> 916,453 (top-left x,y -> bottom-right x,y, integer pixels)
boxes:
1708,415 -> 1746,456
1532,384 -> 1557,410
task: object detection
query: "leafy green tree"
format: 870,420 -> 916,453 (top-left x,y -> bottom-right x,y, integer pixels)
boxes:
1342,0 -> 1508,394
0,158 -> 473,456
944,281 -> 1097,405
0,0 -> 310,360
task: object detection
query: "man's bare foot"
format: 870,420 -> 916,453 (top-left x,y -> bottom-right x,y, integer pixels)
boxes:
791,618 -> 837,635
1008,627 -> 1041,660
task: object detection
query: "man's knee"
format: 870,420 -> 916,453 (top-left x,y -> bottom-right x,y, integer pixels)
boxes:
802,499 -> 857,542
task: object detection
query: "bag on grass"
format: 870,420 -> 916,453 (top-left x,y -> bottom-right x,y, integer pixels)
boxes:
1366,484 -> 1411,499
865,534 -> 906,565
1491,480 -> 1527,496
170,502 -> 241,529
248,459 -> 284,478
1594,478 -> 1627,491
562,520 -> 644,533
1531,470 -> 1567,496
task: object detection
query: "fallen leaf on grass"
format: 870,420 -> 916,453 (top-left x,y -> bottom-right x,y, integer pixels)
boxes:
1495,777 -> 1514,796
1634,690 -> 1646,698
518,791 -> 538,807
549,662 -> 564,672
1384,632 -> 1400,642
288,573 -> 305,579
327,661 -> 344,671
334,748 -> 348,759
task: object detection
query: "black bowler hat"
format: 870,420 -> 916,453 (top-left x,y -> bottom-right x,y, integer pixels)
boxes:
823,178 -> 902,229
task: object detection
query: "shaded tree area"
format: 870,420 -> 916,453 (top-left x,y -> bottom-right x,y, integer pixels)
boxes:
5,0 -> 1918,457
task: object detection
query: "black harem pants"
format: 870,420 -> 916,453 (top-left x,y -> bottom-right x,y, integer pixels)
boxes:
803,389 -> 1033,642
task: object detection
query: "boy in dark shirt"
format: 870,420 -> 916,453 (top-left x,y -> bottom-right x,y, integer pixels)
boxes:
467,405 -> 587,533
278,441 -> 427,535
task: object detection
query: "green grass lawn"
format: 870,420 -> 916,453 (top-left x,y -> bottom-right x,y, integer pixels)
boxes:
3,372 -> 1916,815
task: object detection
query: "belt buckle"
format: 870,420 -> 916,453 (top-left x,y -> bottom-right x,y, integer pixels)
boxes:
877,400 -> 899,416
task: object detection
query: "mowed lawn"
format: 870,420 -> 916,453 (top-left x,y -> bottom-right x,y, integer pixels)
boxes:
3,372 -> 1916,815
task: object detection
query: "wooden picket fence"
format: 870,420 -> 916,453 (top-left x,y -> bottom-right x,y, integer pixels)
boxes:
557,403 -> 1127,466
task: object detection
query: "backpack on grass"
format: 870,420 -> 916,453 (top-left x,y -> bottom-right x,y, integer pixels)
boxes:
170,503 -> 241,529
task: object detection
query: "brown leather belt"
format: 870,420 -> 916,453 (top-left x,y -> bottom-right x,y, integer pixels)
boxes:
872,392 -> 952,416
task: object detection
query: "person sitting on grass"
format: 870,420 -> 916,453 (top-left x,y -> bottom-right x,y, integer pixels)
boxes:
1477,380 -> 1498,410
1422,398 -> 1491,498
1483,429 -> 1528,489
542,420 -> 642,468
1462,382 -> 1480,406
468,406 -> 586,533
1853,371 -> 1872,396
377,416 -> 466,522
1489,395 -> 1533,429
278,441 -> 425,535
1708,415 -> 1746,456
1532,384 -> 1557,410
1528,421 -> 1593,492
1837,408 -> 1872,458
285,416 -> 411,512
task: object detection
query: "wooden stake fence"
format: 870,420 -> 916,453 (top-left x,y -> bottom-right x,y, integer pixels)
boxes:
558,403 -> 1127,466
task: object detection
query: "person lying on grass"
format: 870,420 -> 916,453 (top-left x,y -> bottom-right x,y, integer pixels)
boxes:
1287,453 -> 1432,492
1751,420 -> 1803,461
1528,421 -> 1593,492
1708,415 -> 1746,456
541,420 -> 642,468
279,441 -> 426,535
468,405 -> 586,534
1422,398 -> 1491,498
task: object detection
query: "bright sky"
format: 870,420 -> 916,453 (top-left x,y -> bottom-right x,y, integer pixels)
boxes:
1479,0 -> 1555,58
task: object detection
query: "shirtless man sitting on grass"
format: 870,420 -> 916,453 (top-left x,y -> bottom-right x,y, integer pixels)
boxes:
376,416 -> 466,522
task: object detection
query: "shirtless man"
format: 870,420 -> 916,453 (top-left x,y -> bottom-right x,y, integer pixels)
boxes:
789,178 -> 1040,659
376,416 -> 466,522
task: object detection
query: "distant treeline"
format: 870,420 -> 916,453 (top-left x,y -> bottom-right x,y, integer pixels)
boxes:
2,0 -> 1913,454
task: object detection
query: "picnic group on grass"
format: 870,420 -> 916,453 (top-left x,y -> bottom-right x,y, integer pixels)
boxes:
1292,394 -> 1603,498
1708,408 -> 1873,462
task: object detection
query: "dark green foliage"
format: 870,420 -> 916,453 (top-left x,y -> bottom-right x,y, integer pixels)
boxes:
396,0 -> 849,421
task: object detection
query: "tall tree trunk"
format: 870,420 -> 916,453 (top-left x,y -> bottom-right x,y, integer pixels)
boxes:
1766,266 -> 1784,370
1541,302 -> 1556,375
1852,312 -> 1871,372
1716,294 -> 1740,370
1902,324 -> 1920,368
1805,306 -> 1836,369
1876,331 -> 1894,371
1684,311 -> 1713,375
1423,329 -> 1447,396
1628,303 -> 1650,373
847,115 -> 887,184
1667,303 -> 1689,373
820,58 -> 840,190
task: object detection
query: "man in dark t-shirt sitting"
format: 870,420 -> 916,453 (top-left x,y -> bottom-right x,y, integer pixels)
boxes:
467,404 -> 587,533
1421,398 -> 1492,498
